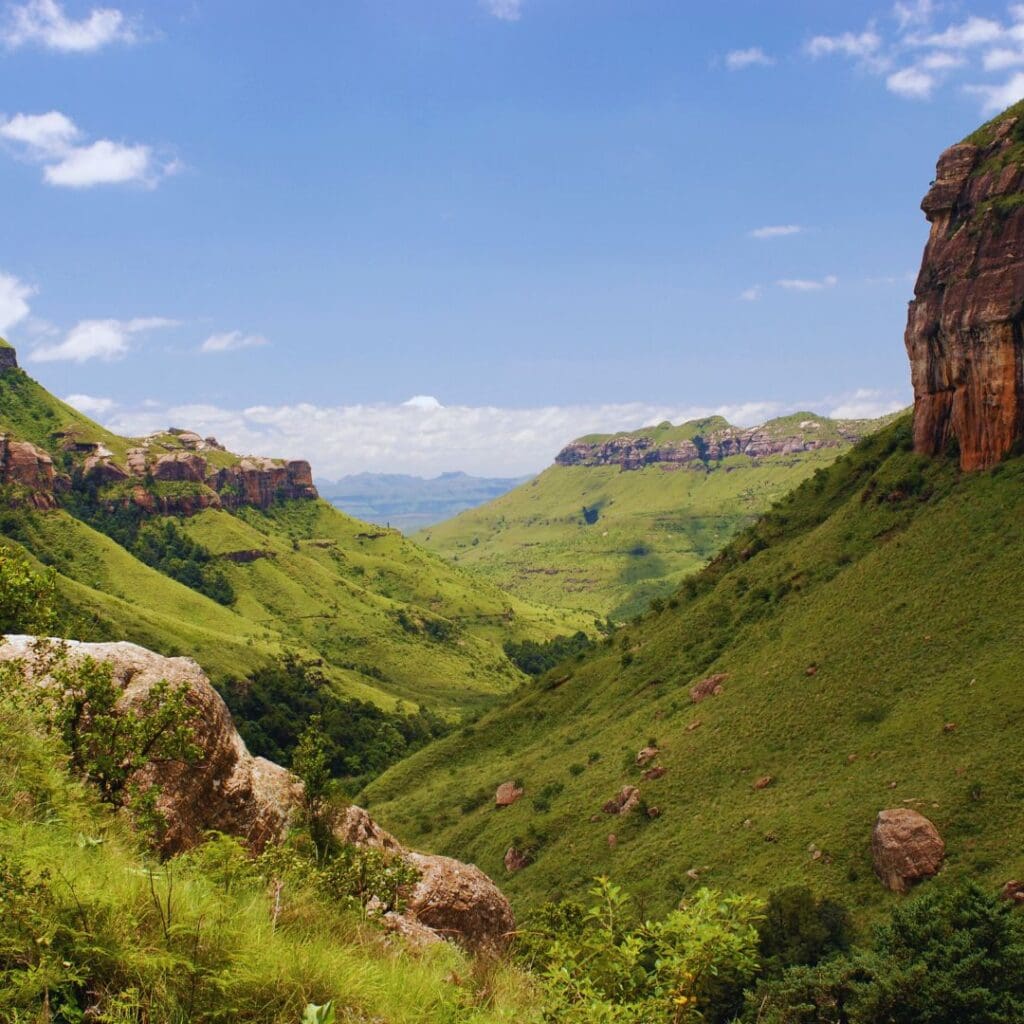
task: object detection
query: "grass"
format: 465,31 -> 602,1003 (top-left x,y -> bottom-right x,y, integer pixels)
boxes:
418,414 -> 893,619
0,685 -> 540,1023
363,416 -> 1024,923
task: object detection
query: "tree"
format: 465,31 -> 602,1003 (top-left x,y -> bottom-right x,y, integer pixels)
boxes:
0,547 -> 56,635
292,714 -> 334,858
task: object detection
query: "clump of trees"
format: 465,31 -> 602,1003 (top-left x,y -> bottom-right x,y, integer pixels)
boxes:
503,630 -> 595,677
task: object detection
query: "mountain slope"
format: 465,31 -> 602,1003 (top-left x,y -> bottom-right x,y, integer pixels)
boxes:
364,417 -> 1024,917
418,412 -> 895,618
0,348 -> 587,724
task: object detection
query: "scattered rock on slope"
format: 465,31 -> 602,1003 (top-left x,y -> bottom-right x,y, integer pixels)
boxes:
871,808 -> 945,893
0,636 -> 514,954
495,780 -> 524,807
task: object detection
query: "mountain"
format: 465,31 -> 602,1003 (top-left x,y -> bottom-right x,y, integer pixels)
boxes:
361,101 -> 1024,917
417,412 -> 896,619
0,351 -> 587,747
318,470 -> 529,533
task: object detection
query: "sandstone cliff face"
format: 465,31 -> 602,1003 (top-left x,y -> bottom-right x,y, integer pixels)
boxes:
0,344 -> 17,373
907,103 -> 1024,470
556,421 -> 860,470
0,636 -> 513,955
0,435 -> 60,508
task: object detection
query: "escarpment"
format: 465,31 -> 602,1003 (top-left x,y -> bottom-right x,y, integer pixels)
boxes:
556,416 -> 872,470
907,101 -> 1024,470
0,636 -> 515,955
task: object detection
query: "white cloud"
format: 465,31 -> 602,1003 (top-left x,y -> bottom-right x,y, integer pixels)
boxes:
403,395 -> 444,410
965,71 -> 1024,113
483,0 -> 521,21
887,66 -> 935,98
64,393 -> 114,415
916,16 -> 1004,49
806,29 -> 883,60
983,47 -> 1024,71
0,271 -> 35,333
2,0 -> 135,52
739,285 -> 763,301
725,47 -> 774,70
0,109 -> 175,188
30,316 -> 176,363
749,224 -> 802,239
200,330 -> 269,354
778,274 -> 838,292
97,390 -> 909,478
893,0 -> 934,31
827,388 -> 906,419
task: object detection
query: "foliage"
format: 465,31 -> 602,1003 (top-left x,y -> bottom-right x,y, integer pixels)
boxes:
133,518 -> 236,605
758,886 -> 851,975
533,877 -> 763,1023
293,714 -> 335,855
503,631 -> 595,677
0,689 -> 540,1023
0,544 -> 56,634
221,655 -> 450,783
747,883 -> 1024,1024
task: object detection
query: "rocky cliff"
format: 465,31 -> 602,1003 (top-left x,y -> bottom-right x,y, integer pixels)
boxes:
0,435 -> 61,508
906,100 -> 1024,471
0,636 -> 514,955
556,416 -> 869,470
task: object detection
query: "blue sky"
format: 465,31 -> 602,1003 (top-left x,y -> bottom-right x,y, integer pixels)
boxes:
0,0 -> 1021,475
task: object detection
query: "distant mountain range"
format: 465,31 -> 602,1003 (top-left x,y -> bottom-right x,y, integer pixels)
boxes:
317,471 -> 530,532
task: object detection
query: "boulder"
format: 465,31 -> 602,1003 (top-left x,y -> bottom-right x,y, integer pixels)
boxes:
603,785 -> 641,816
642,765 -> 667,781
503,846 -> 530,873
495,780 -> 524,807
635,745 -> 659,767
753,774 -> 774,791
1001,880 -> 1024,904
871,808 -> 945,892
0,437 -> 57,508
690,673 -> 728,703
0,636 -> 514,955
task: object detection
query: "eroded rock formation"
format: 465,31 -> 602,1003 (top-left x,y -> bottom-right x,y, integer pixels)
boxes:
906,103 -> 1024,470
556,418 -> 867,471
0,636 -> 513,954
0,344 -> 17,372
0,436 -> 59,508
871,808 -> 945,893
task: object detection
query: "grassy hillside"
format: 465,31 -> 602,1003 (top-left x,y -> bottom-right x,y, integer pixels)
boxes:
0,357 -> 588,725
364,417 -> 1024,919
0,682 -> 538,1023
418,414 -> 892,619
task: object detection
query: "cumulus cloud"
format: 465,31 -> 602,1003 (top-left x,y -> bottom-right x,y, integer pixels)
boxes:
482,0 -> 521,21
778,274 -> 838,291
1,0 -> 135,52
0,110 -> 176,188
0,271 -> 35,333
807,5 -> 1024,112
30,316 -> 176,363
64,393 -> 114,415
96,390 -> 909,478
887,65 -> 935,98
725,47 -> 774,70
200,330 -> 269,354
749,224 -> 802,239
966,71 -> 1024,113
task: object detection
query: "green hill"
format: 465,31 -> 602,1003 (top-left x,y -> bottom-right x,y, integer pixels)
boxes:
0,349 -> 588,777
418,412 -> 896,619
364,417 -> 1024,919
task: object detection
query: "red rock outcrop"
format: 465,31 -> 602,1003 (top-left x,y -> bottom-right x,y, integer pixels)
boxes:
153,452 -> 208,482
906,104 -> 1024,470
208,457 -> 317,509
0,436 -> 58,508
556,418 -> 867,471
871,808 -> 945,892
0,636 -> 513,955
495,780 -> 524,807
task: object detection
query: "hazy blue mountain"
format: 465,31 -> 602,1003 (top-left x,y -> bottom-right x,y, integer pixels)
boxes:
316,471 -> 530,532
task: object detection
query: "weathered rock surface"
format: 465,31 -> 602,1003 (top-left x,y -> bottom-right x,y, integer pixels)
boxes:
0,344 -> 18,372
603,785 -> 641,816
209,458 -> 317,509
494,780 -> 524,807
635,745 -> 659,767
504,846 -> 530,872
0,636 -> 512,954
906,105 -> 1024,470
690,673 -> 728,704
556,419 -> 867,471
0,436 -> 59,508
871,808 -> 945,892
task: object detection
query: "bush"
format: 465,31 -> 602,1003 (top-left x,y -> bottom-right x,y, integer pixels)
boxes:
504,631 -> 595,676
748,883 -> 1024,1023
533,877 -> 764,1023
758,886 -> 851,975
